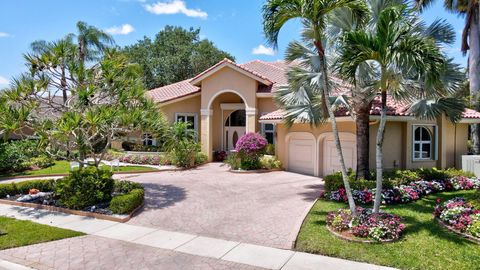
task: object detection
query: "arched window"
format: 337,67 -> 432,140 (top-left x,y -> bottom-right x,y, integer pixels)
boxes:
225,110 -> 246,127
413,126 -> 433,160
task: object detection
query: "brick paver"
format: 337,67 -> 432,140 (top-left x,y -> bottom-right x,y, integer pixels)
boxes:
122,163 -> 322,249
0,235 -> 263,270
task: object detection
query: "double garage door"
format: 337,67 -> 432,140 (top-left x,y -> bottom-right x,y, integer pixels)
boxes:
287,132 -> 356,176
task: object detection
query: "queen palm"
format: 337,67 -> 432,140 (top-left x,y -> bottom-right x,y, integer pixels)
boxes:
263,0 -> 369,214
337,4 -> 464,212
414,0 -> 480,154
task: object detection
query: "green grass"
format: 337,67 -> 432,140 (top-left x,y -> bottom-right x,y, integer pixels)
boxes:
0,216 -> 83,250
296,190 -> 480,270
0,160 -> 157,178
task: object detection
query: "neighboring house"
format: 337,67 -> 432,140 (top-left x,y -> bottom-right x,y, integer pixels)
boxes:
141,58 -> 480,176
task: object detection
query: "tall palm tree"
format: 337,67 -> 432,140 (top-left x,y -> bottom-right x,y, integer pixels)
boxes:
337,4 -> 464,212
414,0 -> 480,153
75,21 -> 114,64
263,0 -> 369,214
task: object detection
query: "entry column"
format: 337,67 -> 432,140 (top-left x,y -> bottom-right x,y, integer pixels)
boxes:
200,109 -> 213,161
245,108 -> 257,133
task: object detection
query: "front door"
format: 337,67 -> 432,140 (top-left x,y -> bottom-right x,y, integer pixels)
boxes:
224,109 -> 246,151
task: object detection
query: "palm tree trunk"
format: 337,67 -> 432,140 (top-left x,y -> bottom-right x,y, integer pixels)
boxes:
315,41 -> 357,215
373,91 -> 387,213
470,15 -> 480,154
355,105 -> 370,180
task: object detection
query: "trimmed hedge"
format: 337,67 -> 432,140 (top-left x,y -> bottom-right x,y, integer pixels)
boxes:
0,180 -> 55,198
324,168 -> 474,193
110,188 -> 144,214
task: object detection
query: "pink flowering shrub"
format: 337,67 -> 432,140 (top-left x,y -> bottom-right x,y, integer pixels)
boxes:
118,154 -> 168,165
326,207 -> 405,241
230,132 -> 268,170
434,197 -> 480,238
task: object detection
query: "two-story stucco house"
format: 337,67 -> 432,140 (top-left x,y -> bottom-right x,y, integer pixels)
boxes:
135,58 -> 480,176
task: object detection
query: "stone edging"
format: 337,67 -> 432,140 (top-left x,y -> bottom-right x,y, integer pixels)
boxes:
0,169 -> 174,181
0,199 -> 143,223
435,218 -> 480,244
228,168 -> 282,174
325,225 -> 398,244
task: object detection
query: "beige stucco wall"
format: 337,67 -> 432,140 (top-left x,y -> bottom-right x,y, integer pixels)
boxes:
368,121 -> 405,171
160,95 -> 201,124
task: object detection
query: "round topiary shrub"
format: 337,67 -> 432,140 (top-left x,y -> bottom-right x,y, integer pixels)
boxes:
233,132 -> 268,170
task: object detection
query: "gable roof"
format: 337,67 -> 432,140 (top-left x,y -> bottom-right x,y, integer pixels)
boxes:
190,58 -> 273,86
147,79 -> 200,104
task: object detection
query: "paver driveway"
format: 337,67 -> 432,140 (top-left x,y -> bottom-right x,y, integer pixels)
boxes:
122,163 -> 323,249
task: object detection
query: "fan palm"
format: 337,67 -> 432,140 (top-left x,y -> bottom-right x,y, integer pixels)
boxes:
263,0 -> 369,214
414,0 -> 480,153
75,21 -> 114,64
337,4 -> 464,212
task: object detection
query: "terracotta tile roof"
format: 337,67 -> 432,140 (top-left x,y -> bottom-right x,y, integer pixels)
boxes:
147,79 -> 200,103
462,108 -> 480,119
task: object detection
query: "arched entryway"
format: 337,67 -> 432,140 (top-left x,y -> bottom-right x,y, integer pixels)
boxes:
224,109 -> 246,150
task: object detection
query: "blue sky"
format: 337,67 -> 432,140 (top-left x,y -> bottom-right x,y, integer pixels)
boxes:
0,0 -> 468,87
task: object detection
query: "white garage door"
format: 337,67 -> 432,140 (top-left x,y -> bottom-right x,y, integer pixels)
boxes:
323,139 -> 356,176
288,134 -> 316,175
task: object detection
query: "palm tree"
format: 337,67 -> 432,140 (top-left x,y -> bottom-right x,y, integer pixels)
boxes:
263,0 -> 369,214
414,0 -> 480,153
337,4 -> 464,212
75,21 -> 114,64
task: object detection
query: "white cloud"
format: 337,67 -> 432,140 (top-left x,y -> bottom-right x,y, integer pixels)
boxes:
144,0 -> 208,19
0,32 -> 9,38
252,45 -> 276,56
105,24 -> 135,35
0,76 -> 9,85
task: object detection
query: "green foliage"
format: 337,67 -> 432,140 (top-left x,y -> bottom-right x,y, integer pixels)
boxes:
225,152 -> 241,170
123,25 -> 234,89
259,155 -> 282,170
114,180 -> 144,194
23,155 -> 55,169
109,189 -> 144,214
324,171 -> 395,192
265,144 -> 275,155
164,122 -> 202,168
55,167 -> 114,209
0,179 -> 55,198
195,152 -> 208,165
0,140 -> 48,172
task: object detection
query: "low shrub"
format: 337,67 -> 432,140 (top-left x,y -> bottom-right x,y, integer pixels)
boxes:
55,167 -> 114,210
434,197 -> 480,238
230,132 -> 268,170
118,154 -> 162,165
259,155 -> 282,170
214,150 -> 228,162
114,180 -> 144,194
324,171 -> 394,193
265,144 -> 275,155
0,179 -> 55,198
225,152 -> 241,170
23,155 -> 55,169
195,152 -> 208,165
326,207 -> 405,241
110,189 -> 144,214
0,140 -> 43,172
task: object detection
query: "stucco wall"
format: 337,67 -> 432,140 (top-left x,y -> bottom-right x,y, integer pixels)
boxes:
368,121 -> 405,170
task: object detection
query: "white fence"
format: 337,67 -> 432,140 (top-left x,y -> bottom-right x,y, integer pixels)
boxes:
461,155 -> 480,178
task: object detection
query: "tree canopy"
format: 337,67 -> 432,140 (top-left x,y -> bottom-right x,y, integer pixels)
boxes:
123,26 -> 235,89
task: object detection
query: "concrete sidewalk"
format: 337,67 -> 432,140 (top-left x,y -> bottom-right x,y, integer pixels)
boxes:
0,204 -> 397,270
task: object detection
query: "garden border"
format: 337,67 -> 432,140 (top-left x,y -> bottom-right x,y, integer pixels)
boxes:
435,217 -> 480,244
0,199 -> 144,223
228,168 -> 283,174
325,225 -> 399,244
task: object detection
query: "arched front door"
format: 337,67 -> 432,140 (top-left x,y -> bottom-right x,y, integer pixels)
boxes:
225,109 -> 246,150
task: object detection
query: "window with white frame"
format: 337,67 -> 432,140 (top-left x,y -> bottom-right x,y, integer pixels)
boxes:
142,133 -> 156,146
175,113 -> 198,132
413,125 -> 437,160
261,123 -> 275,144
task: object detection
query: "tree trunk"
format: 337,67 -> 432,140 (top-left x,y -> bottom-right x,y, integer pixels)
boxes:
373,91 -> 387,213
470,13 -> 480,154
315,41 -> 357,215
355,104 -> 370,180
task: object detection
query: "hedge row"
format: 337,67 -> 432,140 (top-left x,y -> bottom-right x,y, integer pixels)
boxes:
0,180 -> 55,198
110,189 -> 144,214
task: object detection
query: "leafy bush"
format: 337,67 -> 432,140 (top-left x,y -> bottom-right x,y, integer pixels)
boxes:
195,152 -> 208,165
121,141 -> 136,151
225,152 -> 241,170
324,171 -> 394,193
114,180 -> 144,194
229,132 -> 268,170
55,167 -> 114,210
164,122 -> 202,168
23,155 -> 55,169
265,144 -> 275,155
110,189 -> 144,214
214,150 -> 228,162
0,140 -> 44,172
259,155 -> 282,170
0,179 -> 55,198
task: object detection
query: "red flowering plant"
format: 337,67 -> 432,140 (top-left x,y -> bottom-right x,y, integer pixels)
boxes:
231,132 -> 268,170
434,197 -> 480,238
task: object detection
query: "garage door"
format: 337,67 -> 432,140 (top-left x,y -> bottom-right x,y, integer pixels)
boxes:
323,139 -> 356,176
288,133 -> 316,175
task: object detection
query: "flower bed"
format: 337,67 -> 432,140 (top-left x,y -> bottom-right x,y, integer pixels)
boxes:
118,154 -> 170,165
434,197 -> 480,242
326,207 -> 405,242
328,176 -> 480,205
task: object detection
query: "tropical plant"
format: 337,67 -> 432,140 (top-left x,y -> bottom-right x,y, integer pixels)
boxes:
262,0 -> 369,215
163,121 -> 202,168
337,4 -> 465,212
414,0 -> 480,154
2,22 -> 166,168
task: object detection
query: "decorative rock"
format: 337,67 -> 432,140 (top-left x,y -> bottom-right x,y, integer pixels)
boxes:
16,192 -> 52,202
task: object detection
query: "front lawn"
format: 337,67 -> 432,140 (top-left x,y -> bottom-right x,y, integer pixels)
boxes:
0,160 -> 157,178
0,216 -> 83,250
296,190 -> 480,270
